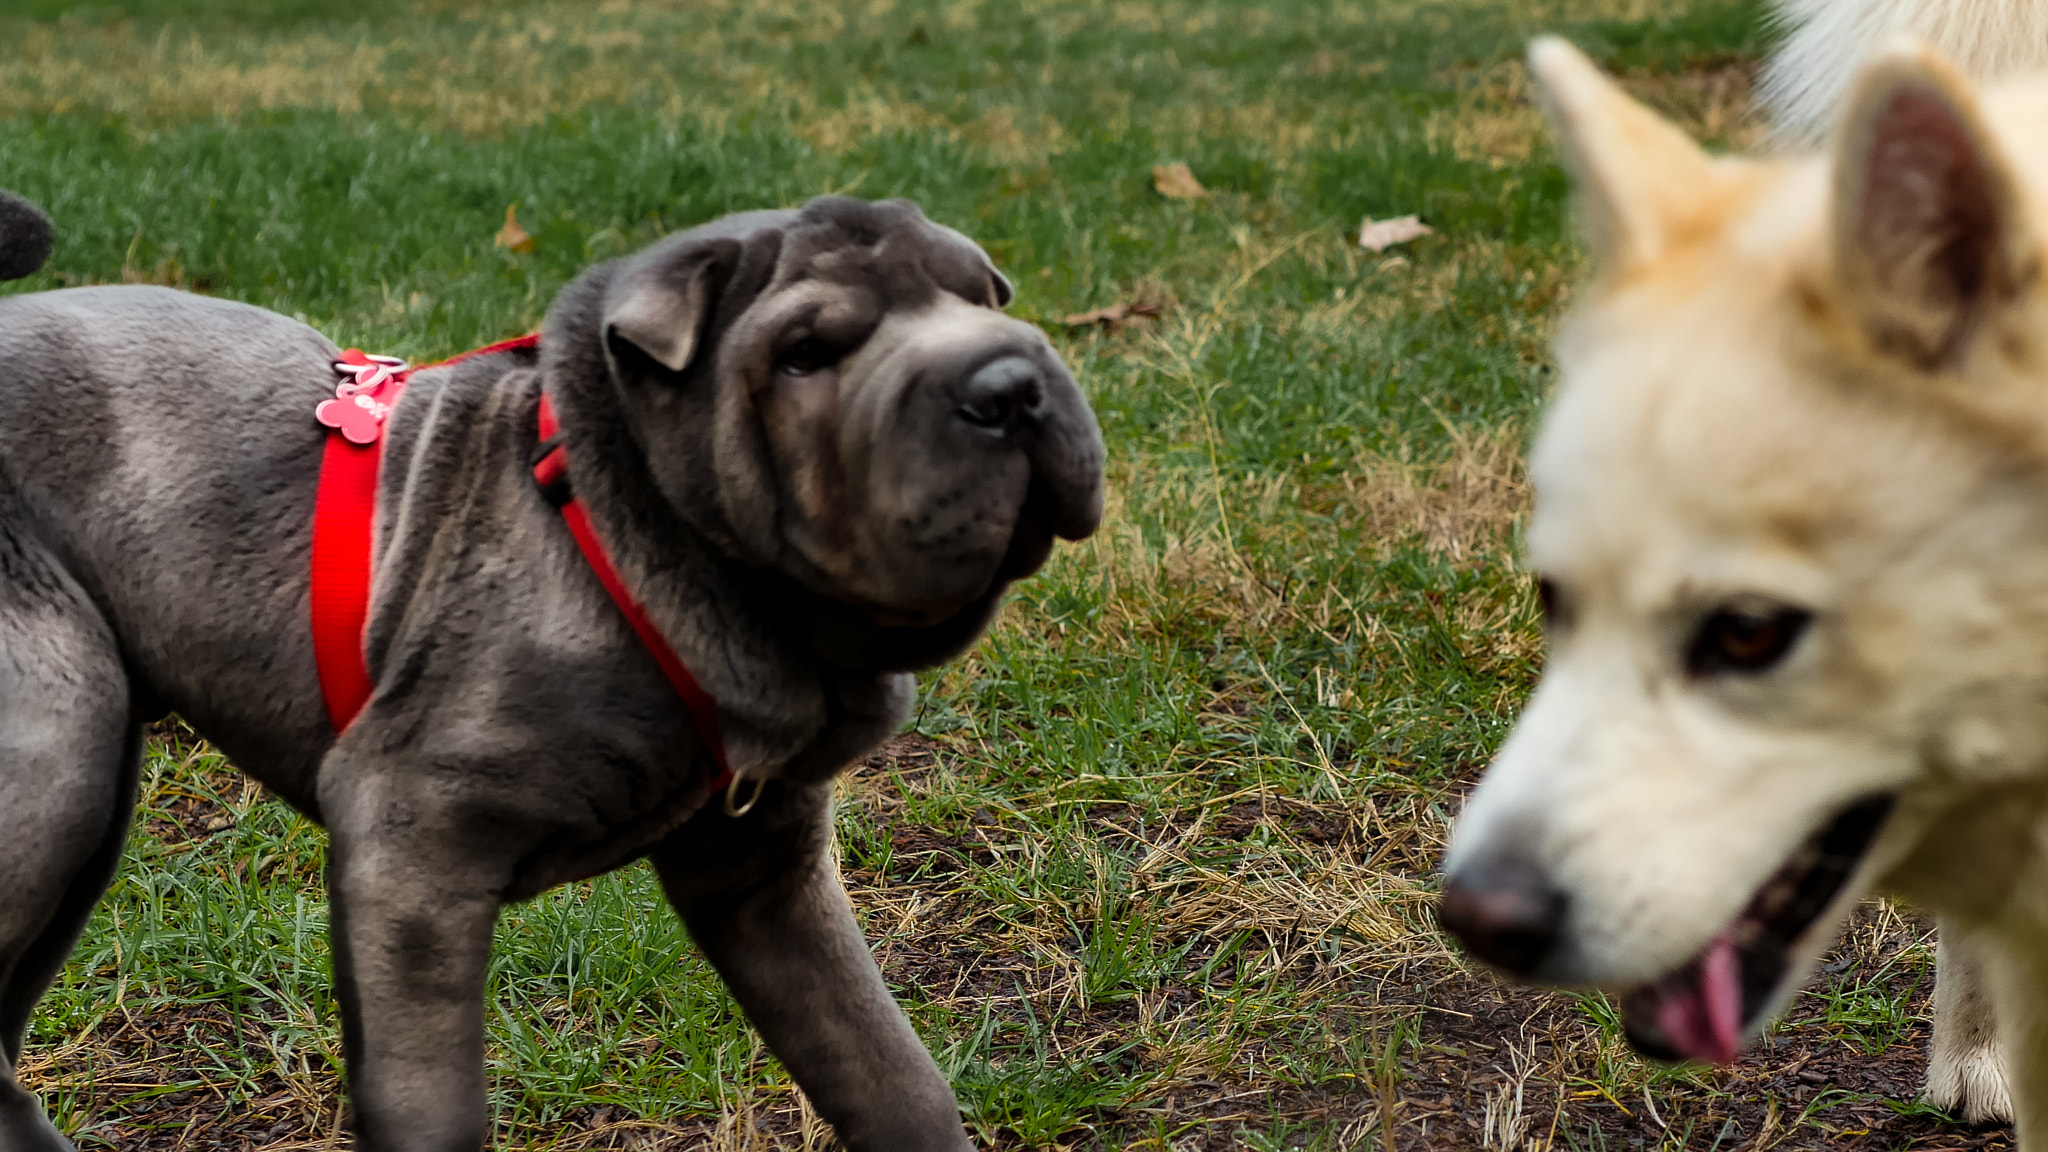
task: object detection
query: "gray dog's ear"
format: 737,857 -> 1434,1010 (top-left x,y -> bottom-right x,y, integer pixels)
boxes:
602,237 -> 744,376
927,221 -> 1013,309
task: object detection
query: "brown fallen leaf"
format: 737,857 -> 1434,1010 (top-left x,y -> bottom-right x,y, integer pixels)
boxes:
1358,213 -> 1432,252
1151,162 -> 1205,200
1060,300 -> 1164,327
495,203 -> 536,253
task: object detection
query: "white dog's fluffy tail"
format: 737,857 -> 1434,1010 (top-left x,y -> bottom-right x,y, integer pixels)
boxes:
1762,0 -> 2048,142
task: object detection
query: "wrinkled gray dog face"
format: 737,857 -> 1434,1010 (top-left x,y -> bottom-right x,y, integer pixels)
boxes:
601,196 -> 1103,644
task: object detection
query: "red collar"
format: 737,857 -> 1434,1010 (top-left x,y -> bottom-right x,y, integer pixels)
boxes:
529,392 -> 734,794
309,335 -> 735,797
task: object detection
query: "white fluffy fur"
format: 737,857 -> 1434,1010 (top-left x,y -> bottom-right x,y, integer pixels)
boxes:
1759,1 -> 2047,1120
1932,925 -> 2018,1123
1763,0 -> 2048,141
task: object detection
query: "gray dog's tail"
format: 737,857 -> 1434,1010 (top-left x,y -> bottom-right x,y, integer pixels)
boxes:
0,191 -> 53,281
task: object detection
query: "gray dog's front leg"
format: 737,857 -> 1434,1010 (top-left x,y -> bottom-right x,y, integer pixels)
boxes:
653,784 -> 973,1152
325,776 -> 505,1152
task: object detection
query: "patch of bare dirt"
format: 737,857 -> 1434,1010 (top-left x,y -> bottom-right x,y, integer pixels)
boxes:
28,1004 -> 343,1151
27,735 -> 2014,1150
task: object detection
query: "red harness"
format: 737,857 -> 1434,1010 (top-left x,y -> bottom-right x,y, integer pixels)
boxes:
309,335 -> 735,795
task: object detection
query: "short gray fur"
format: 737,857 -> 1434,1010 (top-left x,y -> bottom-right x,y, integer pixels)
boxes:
0,195 -> 1104,1152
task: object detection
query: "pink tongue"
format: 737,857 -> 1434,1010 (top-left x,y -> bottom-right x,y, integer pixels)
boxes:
1654,933 -> 1743,1064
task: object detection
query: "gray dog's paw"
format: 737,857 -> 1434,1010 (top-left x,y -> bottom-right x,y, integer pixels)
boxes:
0,190 -> 53,281
1926,1038 -> 2014,1124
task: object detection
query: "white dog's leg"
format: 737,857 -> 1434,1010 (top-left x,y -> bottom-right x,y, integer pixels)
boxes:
1930,918 -> 2016,1122
1981,933 -> 2048,1149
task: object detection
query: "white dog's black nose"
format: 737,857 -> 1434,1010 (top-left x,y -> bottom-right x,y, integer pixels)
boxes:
956,356 -> 1046,430
1439,860 -> 1566,977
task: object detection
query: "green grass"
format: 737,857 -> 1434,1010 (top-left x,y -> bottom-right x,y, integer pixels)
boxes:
0,1 -> 1963,1150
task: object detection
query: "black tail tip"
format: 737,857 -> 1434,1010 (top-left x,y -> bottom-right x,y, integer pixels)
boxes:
0,191 -> 53,281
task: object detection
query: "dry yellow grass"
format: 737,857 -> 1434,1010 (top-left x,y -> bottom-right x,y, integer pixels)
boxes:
0,0 -> 1658,171
0,3 -> 1329,155
1335,428 -> 1529,563
1433,54 -> 1763,171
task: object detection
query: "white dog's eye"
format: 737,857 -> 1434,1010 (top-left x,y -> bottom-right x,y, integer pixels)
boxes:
1686,607 -> 1812,676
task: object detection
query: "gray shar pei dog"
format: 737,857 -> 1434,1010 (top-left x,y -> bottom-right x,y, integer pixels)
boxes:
0,191 -> 1103,1152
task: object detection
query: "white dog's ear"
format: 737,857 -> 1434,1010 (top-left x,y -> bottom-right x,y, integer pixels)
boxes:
1528,36 -> 1719,272
1831,43 -> 2032,369
603,237 -> 744,375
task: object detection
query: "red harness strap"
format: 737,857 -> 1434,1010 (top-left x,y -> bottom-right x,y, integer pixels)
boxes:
309,334 -> 734,796
311,334 -> 540,730
309,422 -> 384,729
531,394 -> 734,794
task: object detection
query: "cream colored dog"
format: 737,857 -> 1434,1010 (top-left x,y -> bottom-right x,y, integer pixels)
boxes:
1437,37 -> 2048,1137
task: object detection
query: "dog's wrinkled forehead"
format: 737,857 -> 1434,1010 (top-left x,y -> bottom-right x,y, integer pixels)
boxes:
771,196 -> 1012,310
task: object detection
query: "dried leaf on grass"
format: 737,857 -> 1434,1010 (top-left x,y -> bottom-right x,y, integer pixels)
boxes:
494,202 -> 535,253
1151,162 -> 1206,199
1358,214 -> 1432,252
1060,299 -> 1165,327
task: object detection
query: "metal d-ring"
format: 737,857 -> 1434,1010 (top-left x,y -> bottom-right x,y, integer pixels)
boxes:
724,773 -> 765,819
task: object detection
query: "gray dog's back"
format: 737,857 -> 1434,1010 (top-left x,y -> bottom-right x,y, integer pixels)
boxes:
0,287 -> 341,786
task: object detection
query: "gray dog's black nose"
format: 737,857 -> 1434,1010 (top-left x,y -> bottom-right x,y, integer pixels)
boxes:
956,356 -> 1046,430
1439,860 -> 1566,977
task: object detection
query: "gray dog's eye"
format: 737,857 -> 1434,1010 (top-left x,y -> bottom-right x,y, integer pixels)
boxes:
777,337 -> 840,377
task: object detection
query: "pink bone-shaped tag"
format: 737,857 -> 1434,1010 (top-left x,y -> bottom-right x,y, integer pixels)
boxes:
318,349 -> 411,446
